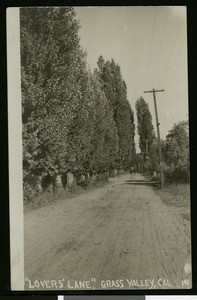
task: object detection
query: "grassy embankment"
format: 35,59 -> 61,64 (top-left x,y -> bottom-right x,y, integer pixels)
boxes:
157,182 -> 191,228
24,174 -> 115,211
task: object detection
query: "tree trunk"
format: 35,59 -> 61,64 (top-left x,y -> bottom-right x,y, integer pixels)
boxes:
85,173 -> 90,180
54,174 -> 64,193
36,176 -> 43,193
67,172 -> 76,192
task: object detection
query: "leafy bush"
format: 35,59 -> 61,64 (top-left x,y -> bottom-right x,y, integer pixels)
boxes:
164,168 -> 189,183
163,121 -> 189,183
23,181 -> 38,205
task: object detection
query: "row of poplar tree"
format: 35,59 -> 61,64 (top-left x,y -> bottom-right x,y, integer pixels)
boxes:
21,7 -> 136,197
21,7 -> 189,204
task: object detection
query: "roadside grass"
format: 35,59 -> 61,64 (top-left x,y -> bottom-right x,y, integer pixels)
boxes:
159,182 -> 190,206
24,177 -> 112,212
169,183 -> 190,204
156,182 -> 191,224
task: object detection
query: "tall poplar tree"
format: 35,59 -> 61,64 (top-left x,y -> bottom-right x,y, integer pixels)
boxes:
96,56 -> 135,169
21,7 -> 93,179
135,97 -> 156,157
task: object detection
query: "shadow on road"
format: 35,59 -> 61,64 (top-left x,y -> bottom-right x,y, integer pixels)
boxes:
123,179 -> 160,186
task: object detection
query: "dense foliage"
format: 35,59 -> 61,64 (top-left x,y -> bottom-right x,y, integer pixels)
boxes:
135,96 -> 189,182
20,7 -> 135,201
135,97 -> 156,161
96,56 -> 136,169
163,121 -> 189,182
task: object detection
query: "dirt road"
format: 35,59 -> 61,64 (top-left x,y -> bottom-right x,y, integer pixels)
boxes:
24,173 -> 191,290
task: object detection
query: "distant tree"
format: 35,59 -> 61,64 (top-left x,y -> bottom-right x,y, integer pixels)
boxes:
148,139 -> 165,172
135,152 -> 144,172
85,72 -> 119,173
135,97 -> 156,158
163,120 -> 189,182
96,56 -> 135,169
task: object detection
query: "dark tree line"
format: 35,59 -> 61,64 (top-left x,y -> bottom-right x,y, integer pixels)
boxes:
135,97 -> 156,165
20,7 -> 136,202
135,97 -> 189,183
96,56 -> 135,169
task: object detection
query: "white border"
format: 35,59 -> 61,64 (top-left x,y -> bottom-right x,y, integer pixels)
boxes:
6,6 -> 190,292
147,296 -> 197,300
7,7 -> 24,290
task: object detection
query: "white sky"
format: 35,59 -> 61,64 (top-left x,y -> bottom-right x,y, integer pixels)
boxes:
74,6 -> 188,152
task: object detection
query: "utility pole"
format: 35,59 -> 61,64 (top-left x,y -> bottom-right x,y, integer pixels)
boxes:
141,151 -> 145,173
132,141 -> 136,171
142,139 -> 149,173
145,139 -> 149,173
144,88 -> 164,188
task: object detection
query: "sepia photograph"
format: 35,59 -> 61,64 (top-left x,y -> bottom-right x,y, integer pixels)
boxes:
7,6 -> 191,291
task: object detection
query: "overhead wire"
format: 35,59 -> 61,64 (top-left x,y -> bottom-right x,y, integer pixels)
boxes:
134,8 -> 155,101
155,18 -> 183,85
149,8 -> 169,87
162,27 -> 184,88
145,6 -> 157,88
